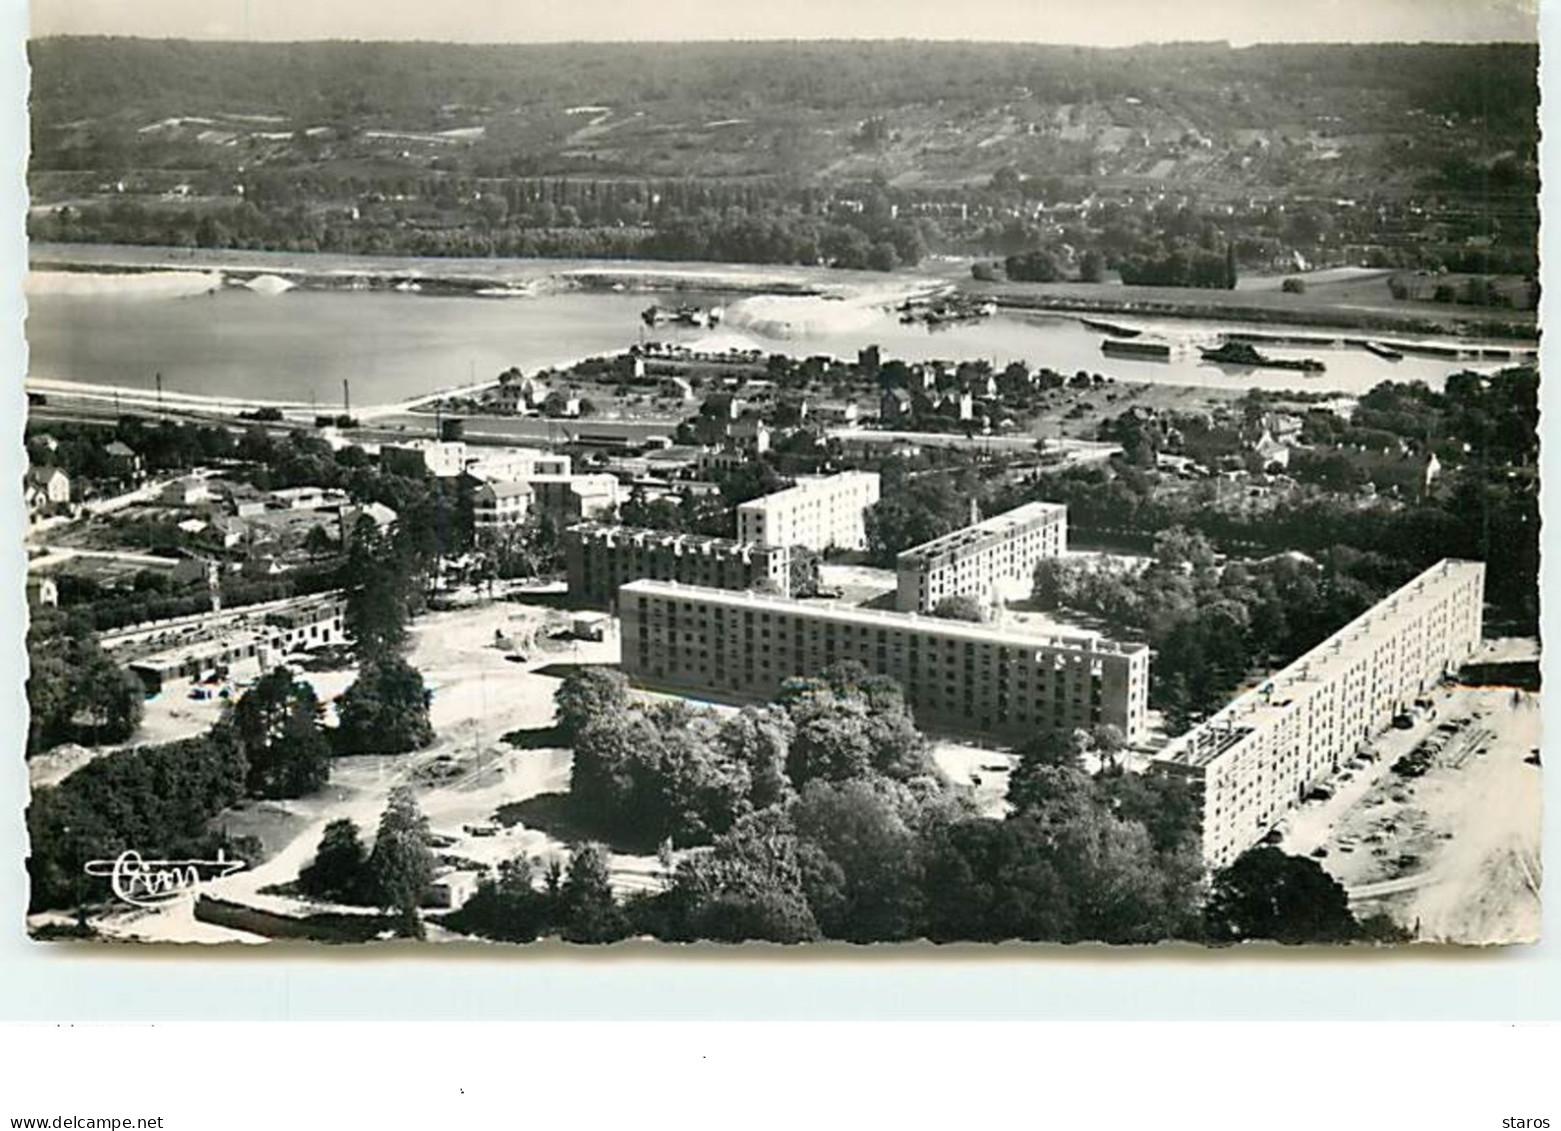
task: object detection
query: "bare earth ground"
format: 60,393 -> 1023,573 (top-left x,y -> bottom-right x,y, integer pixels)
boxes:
75,597 -> 671,943
1278,665 -> 1542,946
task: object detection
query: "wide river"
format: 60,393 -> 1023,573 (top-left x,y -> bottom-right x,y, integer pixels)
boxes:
23,269 -> 1523,409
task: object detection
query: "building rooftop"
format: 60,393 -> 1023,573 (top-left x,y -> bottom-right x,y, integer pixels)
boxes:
525,473 -> 617,487
568,523 -> 779,555
477,481 -> 534,500
1155,558 -> 1484,769
620,579 -> 1147,658
737,471 -> 879,513
897,501 -> 1066,568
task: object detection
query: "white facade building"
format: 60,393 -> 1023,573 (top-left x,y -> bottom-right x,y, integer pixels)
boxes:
896,501 -> 1068,613
1154,559 -> 1486,869
736,471 -> 881,552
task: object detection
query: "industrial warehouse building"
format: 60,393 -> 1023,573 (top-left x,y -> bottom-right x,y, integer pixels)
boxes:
736,471 -> 880,552
1153,558 -> 1486,869
564,524 -> 791,607
896,500 -> 1068,613
619,580 -> 1150,743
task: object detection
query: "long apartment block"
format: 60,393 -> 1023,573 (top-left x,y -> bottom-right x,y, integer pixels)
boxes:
735,471 -> 880,552
896,501 -> 1068,613
1153,559 -> 1485,869
619,580 -> 1150,743
564,523 -> 791,607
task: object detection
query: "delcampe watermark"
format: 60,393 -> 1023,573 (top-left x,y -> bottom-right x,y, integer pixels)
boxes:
83,850 -> 245,908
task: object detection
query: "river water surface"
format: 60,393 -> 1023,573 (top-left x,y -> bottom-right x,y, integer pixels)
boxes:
24,272 -> 1521,408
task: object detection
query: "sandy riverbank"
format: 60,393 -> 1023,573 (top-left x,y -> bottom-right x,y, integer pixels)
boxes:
28,241 -> 940,301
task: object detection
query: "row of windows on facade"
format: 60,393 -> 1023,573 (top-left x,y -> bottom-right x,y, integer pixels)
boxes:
639,628 -> 1117,672
636,643 -> 1108,698
638,666 -> 1106,724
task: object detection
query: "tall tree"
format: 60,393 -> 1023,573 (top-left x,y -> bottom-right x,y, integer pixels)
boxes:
792,778 -> 924,941
1204,848 -> 1361,945
298,818 -> 372,903
716,706 -> 795,810
231,666 -> 332,799
559,843 -> 629,943
343,514 -> 411,659
334,656 -> 434,755
369,786 -> 436,938
663,809 -> 820,943
554,667 -> 631,744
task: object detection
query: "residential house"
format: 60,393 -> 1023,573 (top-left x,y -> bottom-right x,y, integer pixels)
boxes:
25,575 -> 58,609
472,482 -> 533,533
381,440 -> 469,478
661,376 -> 695,402
160,477 -> 213,507
729,413 -> 772,455
527,474 -> 622,524
269,486 -> 349,511
103,441 -> 143,482
340,502 -> 399,539
1251,430 -> 1292,471
880,388 -> 913,426
811,402 -> 860,427
27,466 -> 71,512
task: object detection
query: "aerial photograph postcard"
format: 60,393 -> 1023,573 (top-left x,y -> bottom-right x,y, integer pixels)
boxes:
17,0 -> 1542,948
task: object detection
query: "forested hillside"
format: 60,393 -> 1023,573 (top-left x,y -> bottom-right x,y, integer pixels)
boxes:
27,39 -> 1539,272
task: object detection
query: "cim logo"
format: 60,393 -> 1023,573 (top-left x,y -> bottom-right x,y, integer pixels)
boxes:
83,850 -> 246,908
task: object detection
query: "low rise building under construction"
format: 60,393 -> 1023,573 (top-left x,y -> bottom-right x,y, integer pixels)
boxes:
125,597 -> 348,693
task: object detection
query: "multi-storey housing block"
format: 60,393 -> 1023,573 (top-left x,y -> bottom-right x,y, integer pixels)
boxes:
619,580 -> 1150,743
896,501 -> 1068,612
736,471 -> 880,552
564,524 -> 790,607
1153,559 -> 1486,869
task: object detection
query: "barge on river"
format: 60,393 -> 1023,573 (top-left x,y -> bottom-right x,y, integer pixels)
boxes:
1100,338 -> 1171,360
1199,340 -> 1325,374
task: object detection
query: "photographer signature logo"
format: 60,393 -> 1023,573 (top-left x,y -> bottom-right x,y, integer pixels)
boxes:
84,850 -> 246,908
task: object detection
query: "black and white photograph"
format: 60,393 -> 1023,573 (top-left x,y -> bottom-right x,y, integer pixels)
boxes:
15,0 -> 1542,950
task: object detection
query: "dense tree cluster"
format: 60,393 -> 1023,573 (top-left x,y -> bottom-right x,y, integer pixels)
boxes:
26,731 -> 251,911
1034,528 -> 1398,731
453,662 -> 1223,945
559,663 -> 938,849
27,656 -> 351,912
232,666 -> 332,798
1204,847 -> 1407,945
26,612 -> 145,757
1025,369 -> 1537,630
863,462 -> 978,566
334,656 -> 434,756
293,788 -> 442,937
528,664 -> 1178,944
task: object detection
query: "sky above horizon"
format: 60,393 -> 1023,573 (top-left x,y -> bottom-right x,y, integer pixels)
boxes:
27,0 -> 1540,45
